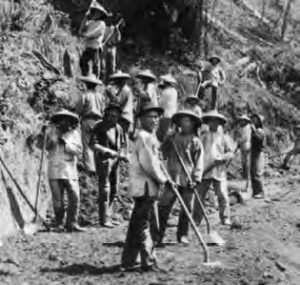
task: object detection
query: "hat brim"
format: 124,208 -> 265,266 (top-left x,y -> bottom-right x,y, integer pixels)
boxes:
172,113 -> 202,127
109,75 -> 131,81
136,74 -> 157,82
202,115 -> 227,125
105,105 -> 122,114
185,96 -> 199,103
237,117 -> 251,124
209,57 -> 221,64
51,114 -> 79,124
137,107 -> 164,118
78,76 -> 103,85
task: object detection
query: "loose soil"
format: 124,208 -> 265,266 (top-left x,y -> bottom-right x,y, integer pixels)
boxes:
0,164 -> 299,285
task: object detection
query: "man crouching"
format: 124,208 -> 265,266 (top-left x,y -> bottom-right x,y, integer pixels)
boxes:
121,102 -> 168,271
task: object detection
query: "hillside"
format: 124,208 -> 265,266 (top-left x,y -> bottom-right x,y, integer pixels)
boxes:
0,0 -> 300,284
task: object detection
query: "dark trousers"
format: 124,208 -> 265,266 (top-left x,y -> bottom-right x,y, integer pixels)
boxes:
157,185 -> 193,242
198,84 -> 218,110
80,48 -> 101,78
251,151 -> 264,196
96,158 -> 119,224
121,196 -> 156,268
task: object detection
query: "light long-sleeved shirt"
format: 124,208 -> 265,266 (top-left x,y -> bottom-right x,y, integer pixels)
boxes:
161,133 -> 204,187
202,65 -> 226,88
46,126 -> 82,180
159,86 -> 178,118
202,130 -> 235,181
82,20 -> 106,50
235,124 -> 252,152
129,129 -> 167,197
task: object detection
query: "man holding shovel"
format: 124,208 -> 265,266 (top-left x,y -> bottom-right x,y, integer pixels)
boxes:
46,110 -> 85,232
158,110 -> 204,244
194,110 -> 234,226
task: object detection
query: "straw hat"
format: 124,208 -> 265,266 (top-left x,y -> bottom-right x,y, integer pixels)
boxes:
159,74 -> 177,85
90,2 -> 110,18
172,110 -> 202,127
109,71 -> 131,81
78,75 -> 103,85
236,114 -> 251,124
202,110 -> 227,125
137,102 -> 164,117
208,55 -> 221,64
136,70 -> 157,82
50,109 -> 79,124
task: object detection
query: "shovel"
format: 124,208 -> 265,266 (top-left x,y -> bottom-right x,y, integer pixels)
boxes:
171,141 -> 225,246
160,163 -> 220,266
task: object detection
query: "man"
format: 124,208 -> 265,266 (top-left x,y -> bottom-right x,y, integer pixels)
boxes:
121,102 -> 168,271
184,95 -> 202,118
158,110 -> 204,244
91,103 -> 127,228
76,75 -> 105,174
197,56 -> 226,110
193,110 -> 234,226
156,74 -> 178,142
79,3 -> 109,78
46,110 -> 84,232
235,115 -> 252,189
106,71 -> 133,149
250,114 -> 266,199
101,16 -> 122,82
281,124 -> 300,170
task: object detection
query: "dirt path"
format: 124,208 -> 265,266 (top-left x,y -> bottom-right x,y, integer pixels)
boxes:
0,167 -> 299,285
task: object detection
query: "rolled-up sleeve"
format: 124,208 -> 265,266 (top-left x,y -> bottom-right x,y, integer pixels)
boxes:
138,135 -> 167,184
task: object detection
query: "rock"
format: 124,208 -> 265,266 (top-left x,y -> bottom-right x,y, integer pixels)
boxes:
275,261 -> 287,272
48,253 -> 59,261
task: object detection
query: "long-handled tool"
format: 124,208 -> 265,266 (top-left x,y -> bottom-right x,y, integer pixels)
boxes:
0,154 -> 49,231
33,135 -> 46,222
171,141 -> 225,246
160,163 -> 220,266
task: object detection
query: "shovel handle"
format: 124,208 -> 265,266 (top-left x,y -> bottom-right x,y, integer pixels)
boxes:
161,163 -> 209,263
0,155 -> 49,230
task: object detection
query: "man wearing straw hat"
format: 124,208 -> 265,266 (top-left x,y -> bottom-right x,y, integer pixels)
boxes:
193,110 -> 234,226
46,110 -> 85,232
158,109 -> 204,244
76,74 -> 105,174
106,71 -> 133,149
121,102 -> 168,271
197,55 -> 226,110
79,2 -> 110,78
156,74 -> 179,142
184,94 -> 202,118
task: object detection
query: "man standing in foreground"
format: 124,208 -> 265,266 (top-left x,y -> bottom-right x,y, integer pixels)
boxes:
121,102 -> 168,271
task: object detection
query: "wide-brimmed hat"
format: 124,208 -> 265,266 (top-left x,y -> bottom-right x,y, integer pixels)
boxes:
105,102 -> 122,114
185,95 -> 200,103
109,71 -> 131,81
137,102 -> 164,118
236,114 -> 251,124
78,75 -> 103,85
172,110 -> 202,127
50,109 -> 79,124
136,70 -> 157,82
90,2 -> 110,18
208,55 -> 221,64
159,74 -> 177,86
202,110 -> 227,125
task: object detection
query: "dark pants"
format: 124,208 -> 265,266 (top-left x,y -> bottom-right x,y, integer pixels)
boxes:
157,185 -> 193,242
96,158 -> 119,224
251,151 -> 264,196
101,46 -> 117,82
80,48 -> 101,78
198,84 -> 218,110
121,196 -> 156,268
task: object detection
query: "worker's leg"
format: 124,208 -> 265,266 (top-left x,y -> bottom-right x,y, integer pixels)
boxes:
63,179 -> 80,228
107,46 -> 117,79
251,151 -> 265,197
213,179 -> 230,225
122,196 -> 156,269
49,179 -> 65,226
92,48 -> 100,79
156,183 -> 177,243
177,186 -> 194,241
193,180 -> 211,225
211,86 -> 218,110
79,48 -> 92,76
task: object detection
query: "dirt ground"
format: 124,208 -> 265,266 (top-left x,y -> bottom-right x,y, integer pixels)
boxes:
0,164 -> 299,285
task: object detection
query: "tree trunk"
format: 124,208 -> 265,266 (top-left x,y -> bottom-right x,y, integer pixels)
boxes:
281,0 -> 294,40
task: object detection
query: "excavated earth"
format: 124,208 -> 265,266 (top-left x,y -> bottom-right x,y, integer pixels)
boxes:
0,163 -> 299,285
